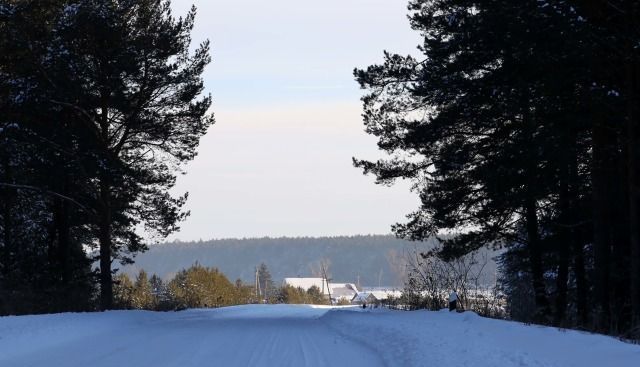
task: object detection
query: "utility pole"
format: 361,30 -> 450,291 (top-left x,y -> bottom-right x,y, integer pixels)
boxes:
255,267 -> 262,303
321,262 -> 332,305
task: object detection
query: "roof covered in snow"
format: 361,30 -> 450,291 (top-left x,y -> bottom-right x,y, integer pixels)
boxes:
329,284 -> 359,300
352,292 -> 378,303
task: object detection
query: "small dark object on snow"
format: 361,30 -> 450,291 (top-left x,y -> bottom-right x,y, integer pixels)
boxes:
449,290 -> 458,312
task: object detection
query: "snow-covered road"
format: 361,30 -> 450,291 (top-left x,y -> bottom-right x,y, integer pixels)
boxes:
1,304 -> 639,367
0,305 -> 382,367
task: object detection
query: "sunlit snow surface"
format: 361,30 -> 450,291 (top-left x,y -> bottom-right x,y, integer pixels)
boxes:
1,305 -> 638,367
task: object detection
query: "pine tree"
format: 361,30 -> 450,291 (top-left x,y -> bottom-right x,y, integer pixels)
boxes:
280,285 -> 308,304
40,0 -> 214,309
306,285 -> 327,305
354,0 -> 638,335
0,0 -> 96,314
113,273 -> 134,309
355,0 -> 582,323
257,263 -> 275,302
567,0 -> 640,334
131,270 -> 154,309
0,0 -> 213,312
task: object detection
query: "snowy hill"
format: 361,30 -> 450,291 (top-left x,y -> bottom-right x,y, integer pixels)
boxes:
1,305 -> 638,367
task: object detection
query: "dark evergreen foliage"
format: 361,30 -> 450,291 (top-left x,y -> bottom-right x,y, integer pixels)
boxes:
0,0 -> 212,313
0,0 -> 97,314
355,0 -> 639,337
257,263 -> 277,302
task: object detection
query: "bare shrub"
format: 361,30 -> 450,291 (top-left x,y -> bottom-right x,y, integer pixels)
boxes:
402,245 -> 506,318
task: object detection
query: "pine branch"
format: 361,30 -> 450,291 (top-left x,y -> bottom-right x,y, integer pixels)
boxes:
0,182 -> 96,217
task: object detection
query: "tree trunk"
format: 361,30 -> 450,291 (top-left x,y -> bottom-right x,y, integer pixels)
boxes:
520,94 -> 550,324
573,0 -> 613,332
0,156 -> 12,278
570,133 -> 588,326
50,172 -> 72,287
55,196 -> 71,284
554,251 -> 569,326
625,39 -> 640,331
98,177 -> 113,310
98,97 -> 113,311
592,120 -> 612,331
556,125 -> 582,327
525,194 -> 550,323
554,175 -> 570,327
573,235 -> 589,327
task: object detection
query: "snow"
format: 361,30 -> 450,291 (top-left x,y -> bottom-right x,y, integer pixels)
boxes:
1,305 -> 639,367
323,308 -> 640,367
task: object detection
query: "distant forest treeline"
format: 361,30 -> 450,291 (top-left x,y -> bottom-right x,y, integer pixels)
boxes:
121,235 -> 499,288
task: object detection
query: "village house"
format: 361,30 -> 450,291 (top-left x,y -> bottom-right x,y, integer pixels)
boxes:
352,287 -> 403,305
282,278 -> 359,303
351,292 -> 378,305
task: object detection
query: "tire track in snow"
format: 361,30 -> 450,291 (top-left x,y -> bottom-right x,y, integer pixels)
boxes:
0,305 -> 385,367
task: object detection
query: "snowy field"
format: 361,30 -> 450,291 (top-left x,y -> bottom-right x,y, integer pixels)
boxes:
0,305 -> 638,367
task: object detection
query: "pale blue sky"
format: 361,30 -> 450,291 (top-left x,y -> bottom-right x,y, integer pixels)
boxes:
168,0 -> 421,240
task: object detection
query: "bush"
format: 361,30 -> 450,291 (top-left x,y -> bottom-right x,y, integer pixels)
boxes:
113,264 -> 255,311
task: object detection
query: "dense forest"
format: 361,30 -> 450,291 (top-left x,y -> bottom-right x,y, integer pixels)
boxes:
120,235 -> 498,287
0,0 -> 213,314
354,0 -> 639,337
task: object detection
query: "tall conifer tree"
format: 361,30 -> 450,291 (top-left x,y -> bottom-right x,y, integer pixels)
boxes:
355,0 -> 639,335
0,0 -> 213,311
46,0 -> 214,309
